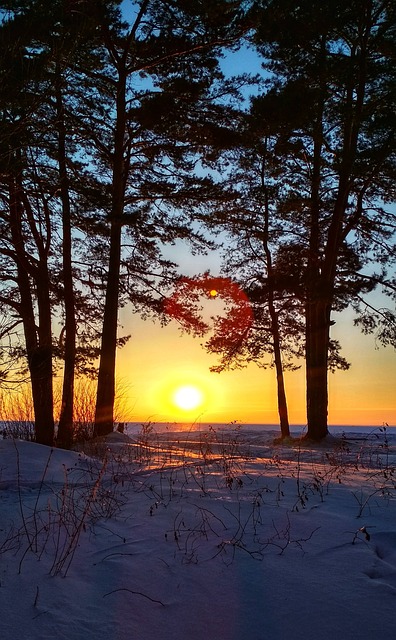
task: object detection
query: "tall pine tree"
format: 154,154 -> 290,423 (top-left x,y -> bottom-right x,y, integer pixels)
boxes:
252,0 -> 396,439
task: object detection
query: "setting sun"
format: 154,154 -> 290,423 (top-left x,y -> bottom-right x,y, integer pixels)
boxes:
172,385 -> 204,411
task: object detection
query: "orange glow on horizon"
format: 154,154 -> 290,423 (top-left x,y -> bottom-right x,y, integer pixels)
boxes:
115,307 -> 396,427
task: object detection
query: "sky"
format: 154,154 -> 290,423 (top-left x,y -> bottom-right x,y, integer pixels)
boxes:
116,240 -> 396,427
110,18 -> 396,429
5,3 -> 386,431
0,3 -> 393,432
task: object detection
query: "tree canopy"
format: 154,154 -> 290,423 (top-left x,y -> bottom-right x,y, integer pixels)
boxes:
0,0 -> 394,444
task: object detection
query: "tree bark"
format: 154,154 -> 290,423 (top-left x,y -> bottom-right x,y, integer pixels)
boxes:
9,173 -> 54,446
305,17 -> 368,440
272,312 -> 291,438
94,217 -> 122,436
305,293 -> 331,440
261,149 -> 290,438
55,59 -> 76,449
94,67 -> 127,438
305,37 -> 329,440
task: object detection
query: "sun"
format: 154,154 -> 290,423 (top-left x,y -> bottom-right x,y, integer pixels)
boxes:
172,385 -> 204,411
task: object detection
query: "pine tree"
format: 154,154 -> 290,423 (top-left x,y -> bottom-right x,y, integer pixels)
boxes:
90,0 -> 252,436
0,4 -> 56,444
0,0 -> 108,445
251,0 -> 396,439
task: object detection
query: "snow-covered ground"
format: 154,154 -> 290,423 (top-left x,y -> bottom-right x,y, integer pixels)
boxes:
1,425 -> 395,640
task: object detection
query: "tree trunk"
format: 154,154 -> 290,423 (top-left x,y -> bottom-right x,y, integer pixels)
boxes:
32,219 -> 55,447
272,323 -> 290,438
261,147 -> 290,439
55,60 -> 76,449
9,174 -> 54,446
29,343 -> 54,446
305,45 -> 328,441
94,218 -> 122,437
305,295 -> 330,440
94,68 -> 127,438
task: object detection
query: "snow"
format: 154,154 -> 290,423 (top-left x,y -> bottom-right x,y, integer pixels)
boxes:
1,425 -> 396,639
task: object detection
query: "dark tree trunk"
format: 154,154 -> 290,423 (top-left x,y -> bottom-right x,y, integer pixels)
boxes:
305,294 -> 331,440
272,319 -> 290,439
94,68 -> 127,438
261,151 -> 290,439
55,60 -> 76,449
29,209 -> 55,447
304,20 -> 368,440
305,47 -> 329,441
9,174 -> 54,446
29,343 -> 54,446
94,217 -> 122,437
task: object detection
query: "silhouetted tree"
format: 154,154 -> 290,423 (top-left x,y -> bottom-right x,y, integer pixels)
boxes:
0,6 -> 56,445
91,0 -> 252,436
250,0 -> 396,439
0,0 -> 107,445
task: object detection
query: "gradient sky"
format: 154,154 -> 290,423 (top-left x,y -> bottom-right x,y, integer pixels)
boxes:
112,22 -> 395,428
116,243 -> 396,428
